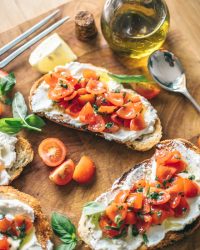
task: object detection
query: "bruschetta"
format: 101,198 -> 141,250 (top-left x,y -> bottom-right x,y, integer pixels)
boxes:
0,186 -> 53,249
29,62 -> 162,151
0,132 -> 33,185
78,139 -> 200,250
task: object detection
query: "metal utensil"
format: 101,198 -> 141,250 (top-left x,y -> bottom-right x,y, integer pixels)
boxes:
148,50 -> 200,113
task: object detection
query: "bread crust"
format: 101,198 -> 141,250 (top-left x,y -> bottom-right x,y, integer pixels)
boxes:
0,186 -> 52,249
78,139 -> 200,250
29,76 -> 162,151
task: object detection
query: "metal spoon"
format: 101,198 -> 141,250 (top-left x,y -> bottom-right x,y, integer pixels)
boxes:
148,49 -> 200,113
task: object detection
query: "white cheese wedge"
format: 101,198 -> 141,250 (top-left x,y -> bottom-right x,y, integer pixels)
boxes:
29,33 -> 77,73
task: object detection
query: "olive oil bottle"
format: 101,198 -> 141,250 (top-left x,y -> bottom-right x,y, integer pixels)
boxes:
101,0 -> 170,59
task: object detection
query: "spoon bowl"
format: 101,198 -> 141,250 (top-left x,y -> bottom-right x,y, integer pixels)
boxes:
148,49 -> 200,112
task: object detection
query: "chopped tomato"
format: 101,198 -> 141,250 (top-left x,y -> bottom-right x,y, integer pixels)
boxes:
48,81 -> 74,101
79,102 -> 95,123
0,217 -> 12,233
65,102 -> 83,118
116,102 -> 137,119
132,82 -> 160,100
104,123 -> 120,133
125,211 -> 137,225
58,100 -> 69,109
124,93 -> 141,104
114,190 -> 130,203
44,72 -> 61,87
184,178 -> 199,198
73,155 -> 95,184
98,106 -> 117,114
77,88 -> 88,95
106,202 -> 127,223
142,198 -> 151,214
105,93 -> 124,106
111,113 -> 124,126
0,236 -> 9,250
174,197 -> 189,217
130,114 -> 146,131
38,138 -> 67,167
64,91 -> 77,101
166,176 -> 184,194
88,114 -> 106,133
0,70 -> 8,78
132,179 -> 147,192
78,94 -> 95,105
86,79 -> 107,95
96,95 -> 111,106
126,193 -> 143,209
147,188 -> 170,205
136,218 -> 151,234
151,207 -> 168,225
14,215 -> 33,234
123,119 -> 131,128
143,214 -> 152,223
83,69 -> 98,80
169,194 -> 181,209
156,165 -> 177,183
49,159 -> 75,185
99,216 -> 124,238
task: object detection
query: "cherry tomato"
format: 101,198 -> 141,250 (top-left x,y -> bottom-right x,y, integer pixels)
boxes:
79,102 -> 95,124
77,88 -> 88,95
64,91 -> 77,101
38,138 -> 67,167
111,113 -> 124,126
98,105 -> 117,114
147,188 -> 170,205
44,72 -> 61,88
14,215 -> 33,234
88,114 -> 106,133
78,94 -> 95,105
0,217 -> 12,233
184,178 -> 199,198
105,92 -> 124,106
48,79 -> 74,101
131,179 -> 147,192
142,198 -> 151,214
132,82 -> 160,100
106,202 -> 128,223
156,165 -> 177,183
116,102 -> 137,119
0,236 -> 9,250
82,69 -> 98,80
136,218 -> 151,234
124,93 -> 141,104
73,155 -> 96,184
86,79 -> 107,95
104,122 -> 120,133
169,194 -> 181,209
65,102 -> 83,118
49,159 -> 75,186
166,176 -> 184,194
151,207 -> 168,225
125,211 -> 137,225
174,197 -> 189,217
130,114 -> 146,131
126,193 -> 143,209
114,190 -> 130,203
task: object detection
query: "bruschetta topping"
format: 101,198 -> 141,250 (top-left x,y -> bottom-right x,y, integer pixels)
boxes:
44,69 -> 147,134
98,149 -> 199,239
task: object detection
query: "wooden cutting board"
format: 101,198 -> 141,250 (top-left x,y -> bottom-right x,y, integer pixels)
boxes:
0,0 -> 200,249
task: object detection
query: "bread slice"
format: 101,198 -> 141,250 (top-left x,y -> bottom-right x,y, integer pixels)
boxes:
29,73 -> 162,152
78,139 -> 200,250
3,136 -> 34,184
0,186 -> 52,249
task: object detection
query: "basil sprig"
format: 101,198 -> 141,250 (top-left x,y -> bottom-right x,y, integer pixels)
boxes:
108,73 -> 147,83
0,92 -> 45,134
0,72 -> 16,104
51,212 -> 78,250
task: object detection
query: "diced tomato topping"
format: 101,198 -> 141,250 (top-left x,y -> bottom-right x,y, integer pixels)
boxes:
169,194 -> 182,209
133,82 -> 160,100
136,218 -> 151,234
14,215 -> 33,234
142,198 -> 151,214
114,190 -> 130,203
151,207 -> 168,225
147,188 -> 171,205
77,87 -> 88,95
64,91 -> 77,101
117,102 -> 137,119
78,94 -> 95,105
106,203 -> 128,223
0,236 -> 9,250
48,81 -> 74,101
130,114 -> 146,131
104,123 -> 120,133
132,179 -> 147,192
65,102 -> 83,118
79,103 -> 95,124
98,106 -> 117,114
166,176 -> 184,194
125,211 -> 137,225
126,193 -> 143,209
88,114 -> 106,133
111,113 -> 124,126
156,165 -> 177,183
184,178 -> 199,198
105,93 -> 124,106
99,216 -> 125,238
174,197 -> 189,217
82,69 -> 98,80
44,72 -> 61,87
124,93 -> 141,104
86,79 -> 107,95
0,217 -> 12,233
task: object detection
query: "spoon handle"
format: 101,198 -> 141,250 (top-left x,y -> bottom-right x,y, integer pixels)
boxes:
182,90 -> 200,113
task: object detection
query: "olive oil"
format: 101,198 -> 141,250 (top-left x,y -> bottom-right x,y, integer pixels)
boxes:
101,0 -> 170,58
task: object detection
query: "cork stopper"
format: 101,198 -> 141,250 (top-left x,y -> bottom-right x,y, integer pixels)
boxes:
75,11 -> 98,41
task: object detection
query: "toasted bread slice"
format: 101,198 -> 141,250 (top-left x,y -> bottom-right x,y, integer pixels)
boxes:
29,71 -> 162,152
3,136 -> 34,185
78,139 -> 200,250
0,186 -> 53,249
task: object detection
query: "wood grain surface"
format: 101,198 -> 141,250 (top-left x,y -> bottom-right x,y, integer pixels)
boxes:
0,0 -> 200,249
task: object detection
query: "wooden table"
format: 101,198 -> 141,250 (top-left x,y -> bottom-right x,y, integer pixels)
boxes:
0,0 -> 200,250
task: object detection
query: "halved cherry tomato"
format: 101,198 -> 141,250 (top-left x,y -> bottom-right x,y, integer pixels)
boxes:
99,216 -> 124,238
65,102 -> 83,118
86,79 -> 107,95
126,193 -> 143,209
156,165 -> 177,183
48,82 -> 74,101
79,102 -> 95,124
125,211 -> 137,225
111,113 -> 124,126
98,106 -> 117,114
116,102 -> 137,119
44,72 -> 61,87
64,91 -> 77,101
151,207 -> 168,225
14,215 -> 33,234
166,176 -> 184,194
0,236 -> 9,250
132,179 -> 147,192
104,123 -> 120,133
124,93 -> 141,104
136,218 -> 151,234
106,202 -> 127,223
132,82 -> 160,100
130,114 -> 146,131
184,178 -> 199,198
114,190 -> 130,203
0,70 -> 8,78
58,100 -> 69,109
0,217 -> 12,233
73,155 -> 95,184
169,194 -> 181,209
96,95 -> 111,106
88,114 -> 106,133
174,197 -> 189,217
105,93 -> 124,106
123,119 -> 131,128
78,94 -> 95,105
77,88 -> 88,95
83,69 -> 98,80
147,188 -> 170,205
49,159 -> 75,185
38,138 -> 67,167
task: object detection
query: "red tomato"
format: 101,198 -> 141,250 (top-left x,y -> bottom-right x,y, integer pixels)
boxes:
126,193 -> 143,209
65,102 -> 83,118
106,202 -> 128,223
38,138 -> 67,167
117,102 -> 137,119
111,113 -> 124,126
14,215 -> 33,234
78,94 -> 95,105
0,236 -> 9,250
142,198 -> 151,214
174,197 -> 189,217
130,114 -> 146,131
49,159 -> 75,185
82,69 -> 98,80
44,72 -> 61,87
132,179 -> 147,192
166,176 -> 184,194
77,87 -> 88,95
73,156 -> 96,184
169,194 -> 181,209
156,165 -> 177,183
124,93 -> 141,104
99,216 -> 124,238
151,207 -> 168,225
125,211 -> 137,225
98,105 -> 117,114
79,102 -> 95,124
123,119 -> 131,128
147,188 -> 170,205
143,214 -> 152,223
88,114 -> 106,133
136,218 -> 151,234
114,190 -> 130,203
0,217 -> 12,233
48,82 -> 74,101
104,122 -> 120,133
133,82 -> 160,100
63,91 -> 77,101
86,79 -> 107,95
105,92 -> 124,106
184,178 -> 199,198
0,70 -> 8,78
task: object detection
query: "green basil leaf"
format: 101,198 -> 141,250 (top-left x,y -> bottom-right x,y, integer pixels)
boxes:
0,118 -> 23,134
0,72 -> 16,96
51,212 -> 77,238
83,201 -> 106,216
56,242 -> 76,250
12,92 -> 28,119
60,234 -> 77,244
108,73 -> 147,83
25,114 -> 45,129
